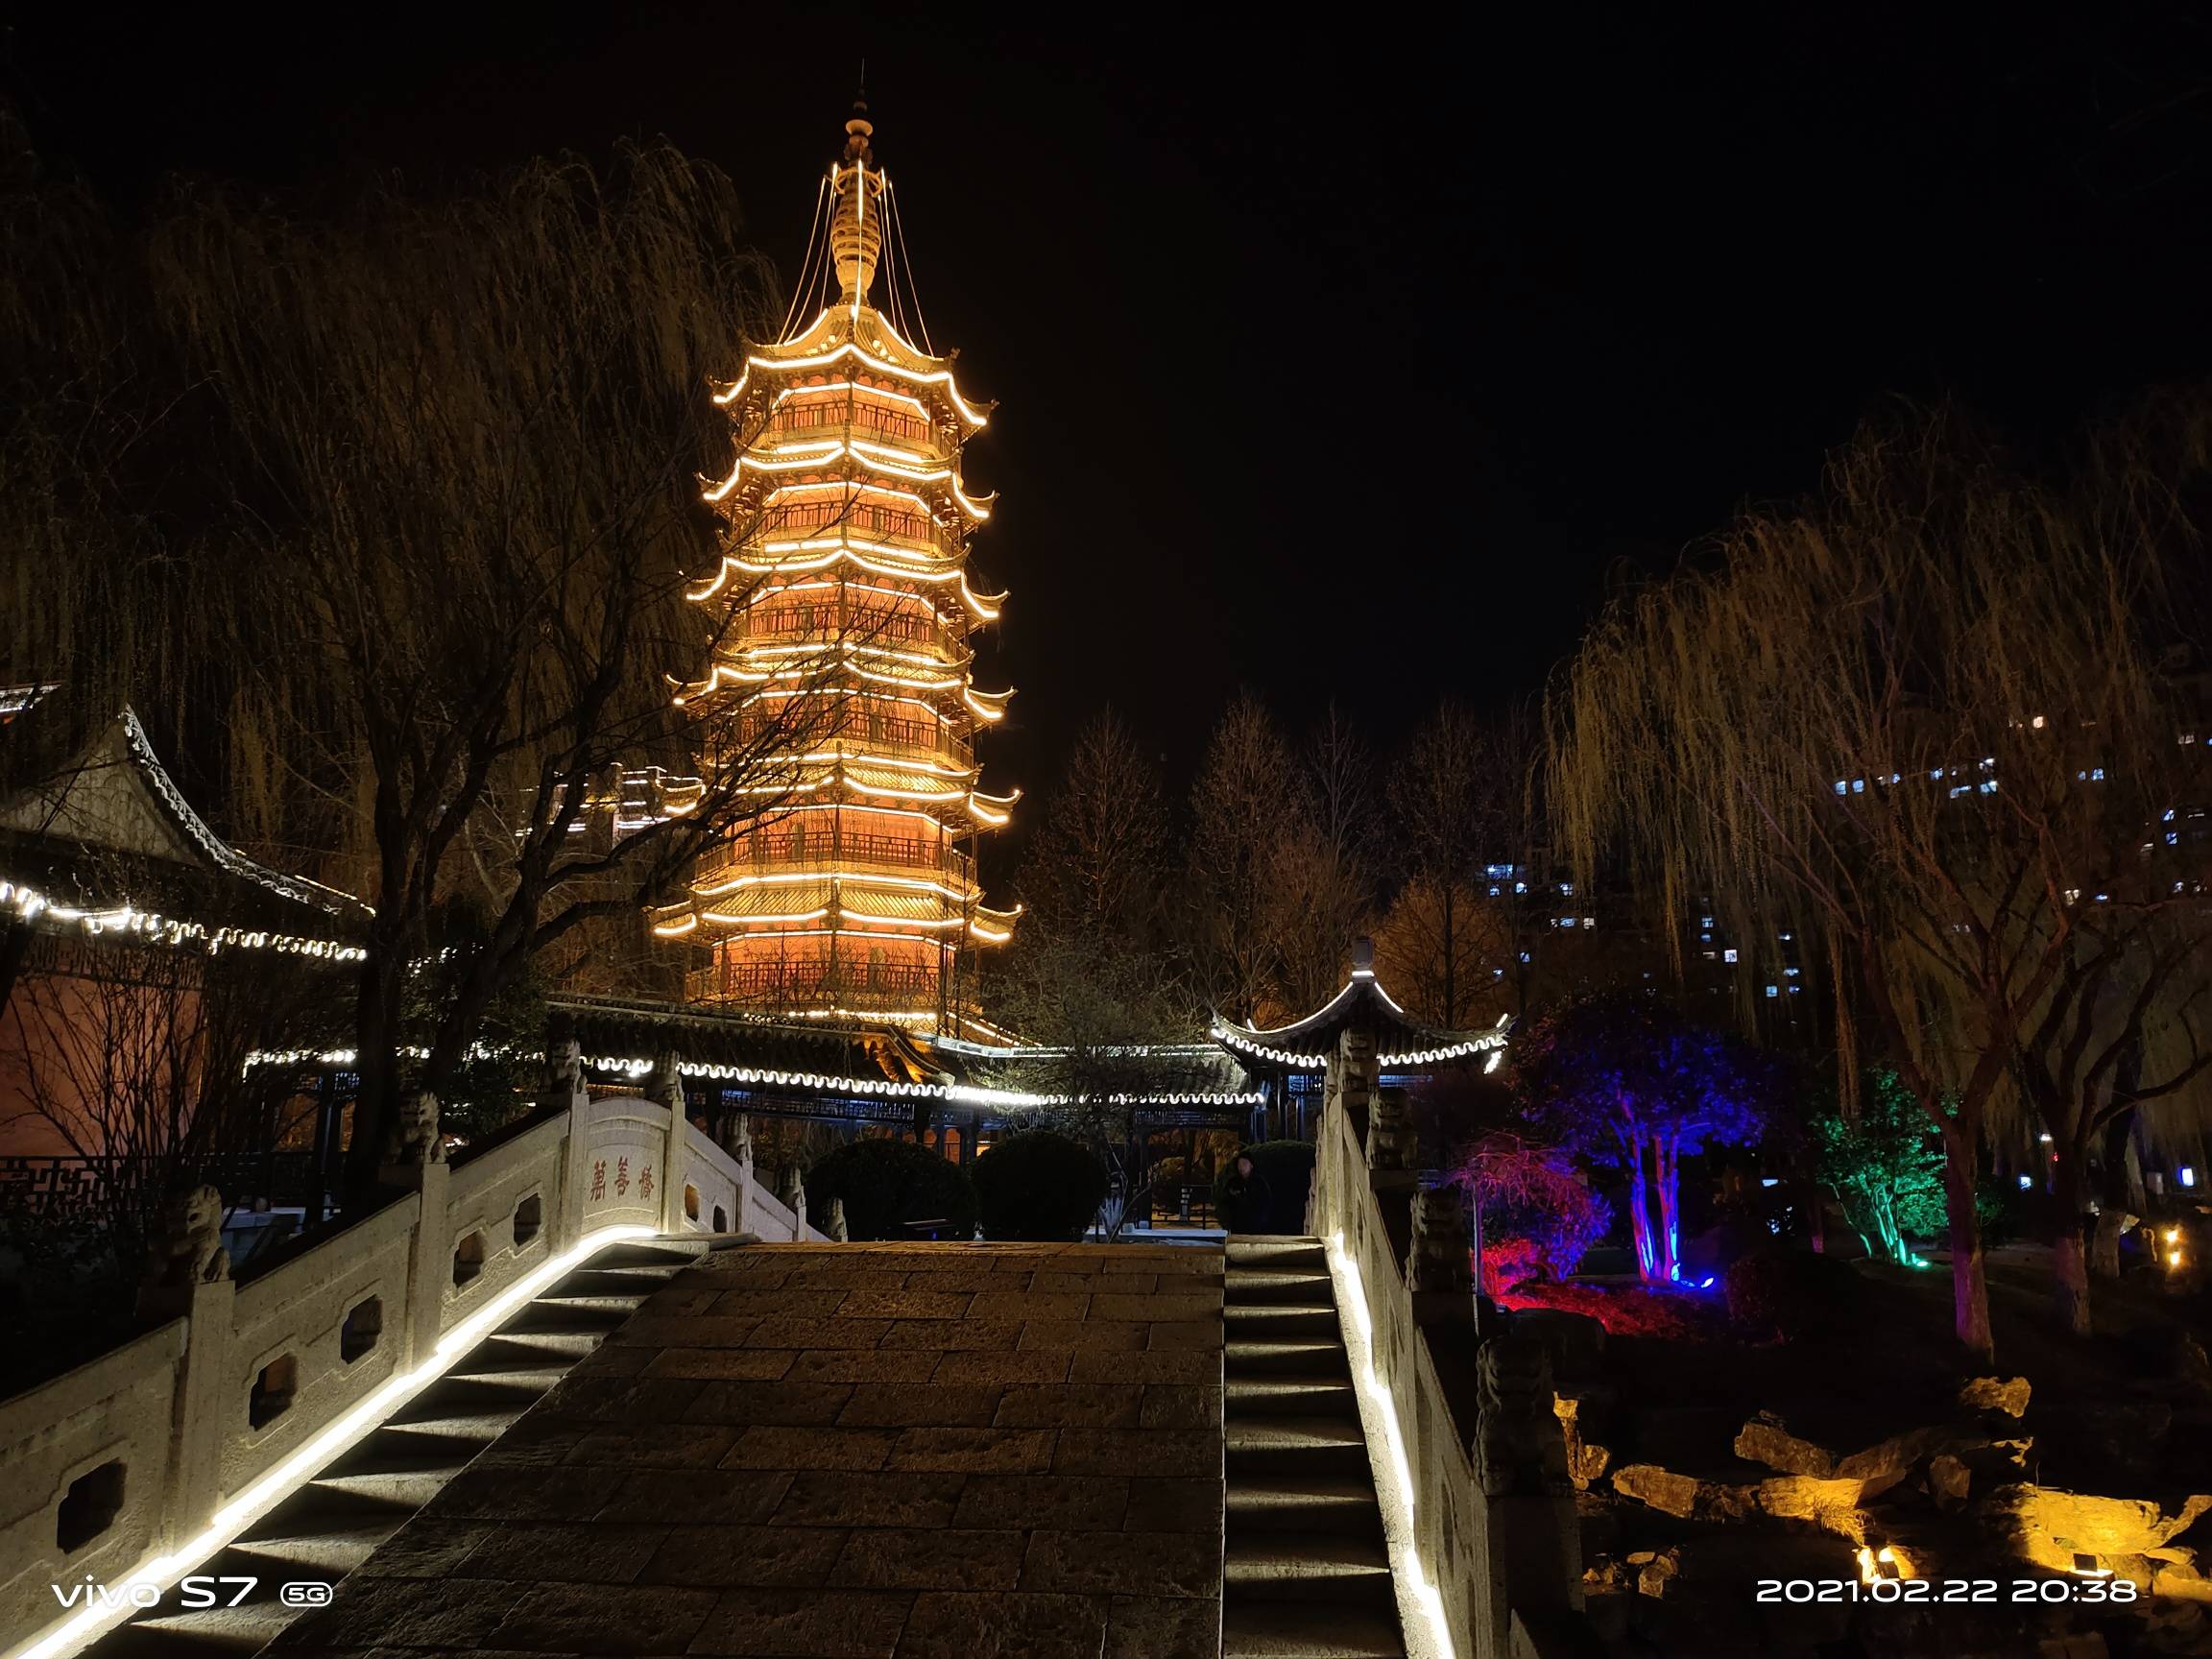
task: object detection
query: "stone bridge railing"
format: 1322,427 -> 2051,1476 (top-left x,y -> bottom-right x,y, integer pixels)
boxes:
1307,1027 -> 1597,1659
0,1075 -> 822,1653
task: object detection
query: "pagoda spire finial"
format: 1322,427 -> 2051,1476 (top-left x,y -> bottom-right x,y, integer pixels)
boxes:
830,83 -> 883,302
842,73 -> 874,166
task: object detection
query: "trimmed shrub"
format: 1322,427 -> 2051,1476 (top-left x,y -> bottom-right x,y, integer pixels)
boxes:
803,1138 -> 977,1242
1723,1245 -> 1860,1339
974,1132 -> 1109,1241
1212,1140 -> 1316,1235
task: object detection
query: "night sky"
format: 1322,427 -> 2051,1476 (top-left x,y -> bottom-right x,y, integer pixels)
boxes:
10,7 -> 2212,806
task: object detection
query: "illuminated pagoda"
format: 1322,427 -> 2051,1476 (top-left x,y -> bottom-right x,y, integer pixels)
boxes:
656,98 -> 1019,1030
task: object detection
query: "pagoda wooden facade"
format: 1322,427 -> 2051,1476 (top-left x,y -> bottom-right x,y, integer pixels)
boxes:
654,101 -> 1018,1030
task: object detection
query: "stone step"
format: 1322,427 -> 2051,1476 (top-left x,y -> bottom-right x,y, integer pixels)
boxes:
526,1290 -> 652,1315
494,1302 -> 630,1336
91,1623 -> 266,1659
586,1241 -> 704,1270
124,1593 -> 301,1649
1226,1531 -> 1395,1601
1225,1304 -> 1341,1340
404,1372 -> 558,1417
1226,1268 -> 1334,1305
377,1406 -> 529,1442
1228,1376 -> 1359,1418
307,1459 -> 473,1509
1222,1601 -> 1404,1658
1226,1473 -> 1384,1535
318,1427 -> 493,1481
1227,1338 -> 1351,1377
1226,1415 -> 1371,1476
1227,1236 -> 1329,1268
229,1516 -> 400,1575
551,1264 -> 686,1296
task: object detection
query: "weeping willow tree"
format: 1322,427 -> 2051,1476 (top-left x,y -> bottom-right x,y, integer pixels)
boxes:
1550,401 -> 2207,1362
0,118 -> 217,1015
142,144 -> 837,1203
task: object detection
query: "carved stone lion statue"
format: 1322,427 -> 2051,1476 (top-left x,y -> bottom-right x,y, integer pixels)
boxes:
648,1051 -> 686,1115
1408,1185 -> 1473,1294
826,1196 -> 850,1243
778,1163 -> 805,1214
1367,1085 -> 1415,1170
723,1113 -> 755,1167
383,1090 -> 445,1166
147,1184 -> 229,1288
1475,1334 -> 1569,1497
546,1038 -> 584,1094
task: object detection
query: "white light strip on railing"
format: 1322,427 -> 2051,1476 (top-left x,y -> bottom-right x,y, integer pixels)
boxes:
1327,1230 -> 1458,1659
8,1224 -> 660,1659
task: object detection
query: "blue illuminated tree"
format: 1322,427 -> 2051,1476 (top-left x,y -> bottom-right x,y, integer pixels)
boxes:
1510,990 -> 1772,1284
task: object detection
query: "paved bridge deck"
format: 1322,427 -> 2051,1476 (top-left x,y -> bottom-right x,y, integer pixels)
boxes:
269,1240 -> 1226,1659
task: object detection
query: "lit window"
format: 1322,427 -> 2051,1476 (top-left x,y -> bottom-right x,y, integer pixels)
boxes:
1765,985 -> 1779,998
1723,949 -> 1738,964
1560,881 -> 1574,896
1513,881 -> 1527,894
2181,734 -> 2197,747
1784,967 -> 1800,976
1978,780 -> 1998,795
1852,779 -> 1865,794
2031,716 -> 2046,730
2093,767 -> 2105,781
1582,917 -> 1595,929
1834,780 -> 1848,796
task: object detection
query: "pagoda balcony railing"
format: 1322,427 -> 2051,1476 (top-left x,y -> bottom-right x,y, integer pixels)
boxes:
691,838 -> 974,887
685,957 -> 943,1009
764,399 -> 940,448
753,499 -> 964,561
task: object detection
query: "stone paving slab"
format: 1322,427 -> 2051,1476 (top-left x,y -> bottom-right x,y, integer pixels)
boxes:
271,1241 -> 1224,1659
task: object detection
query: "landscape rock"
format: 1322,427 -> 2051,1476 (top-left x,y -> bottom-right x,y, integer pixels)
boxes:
1634,1546 -> 1680,1598
1755,1474 -> 1872,1542
1927,1453 -> 1972,1508
1978,1483 -> 2212,1573
1837,1424 -> 1958,1491
1959,1375 -> 2032,1418
1611,1464 -> 1700,1519
1734,1410 -> 1837,1478
1554,1393 -> 1613,1489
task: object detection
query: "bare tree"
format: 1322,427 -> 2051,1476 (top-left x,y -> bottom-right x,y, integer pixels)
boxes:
0,931 -> 343,1262
1273,706 -> 1377,1010
148,146 -> 840,1204
1387,702 -> 1503,1026
1374,876 -> 1514,1028
1017,708 -> 1172,947
1187,690 -> 1297,1022
1550,401 -> 2206,1361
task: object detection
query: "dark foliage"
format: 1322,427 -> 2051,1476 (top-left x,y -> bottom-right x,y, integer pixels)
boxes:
802,1138 -> 977,1242
973,1131 -> 1108,1241
1213,1140 -> 1315,1235
1723,1245 -> 1861,1340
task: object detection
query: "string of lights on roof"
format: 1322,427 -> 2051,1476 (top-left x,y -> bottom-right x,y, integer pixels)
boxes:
2,878 -> 368,962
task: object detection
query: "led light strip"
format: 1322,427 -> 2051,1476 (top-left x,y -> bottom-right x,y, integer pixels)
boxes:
9,1225 -> 661,1659
1327,1230 -> 1459,1659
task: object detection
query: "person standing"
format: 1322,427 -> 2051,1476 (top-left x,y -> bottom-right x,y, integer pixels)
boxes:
1221,1153 -> 1273,1235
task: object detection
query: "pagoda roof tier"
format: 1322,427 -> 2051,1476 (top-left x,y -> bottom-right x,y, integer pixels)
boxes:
686,548 -> 998,624
712,305 -> 993,433
1211,939 -> 1513,1074
705,452 -> 995,526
